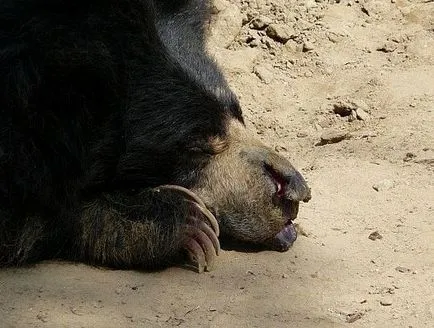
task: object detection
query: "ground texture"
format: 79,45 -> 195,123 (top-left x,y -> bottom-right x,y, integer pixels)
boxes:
1,1 -> 433,327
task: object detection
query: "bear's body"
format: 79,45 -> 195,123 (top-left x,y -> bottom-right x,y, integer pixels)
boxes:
0,0 -> 311,271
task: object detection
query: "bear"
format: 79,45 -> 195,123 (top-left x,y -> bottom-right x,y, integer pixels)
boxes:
0,0 -> 311,272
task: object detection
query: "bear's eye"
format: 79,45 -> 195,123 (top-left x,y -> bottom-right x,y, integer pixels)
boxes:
187,137 -> 228,155
187,145 -> 214,156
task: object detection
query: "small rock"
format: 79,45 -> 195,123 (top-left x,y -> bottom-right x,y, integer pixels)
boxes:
395,266 -> 412,273
403,152 -> 416,162
266,24 -> 295,43
377,42 -> 397,53
303,41 -> 315,52
372,179 -> 394,191
380,299 -> 392,306
348,110 -> 358,122
317,129 -> 350,146
208,2 -> 243,48
368,231 -> 383,241
249,38 -> 260,47
275,145 -> 287,152
250,16 -> 272,30
297,132 -> 308,138
37,313 -> 49,323
333,99 -> 370,119
356,108 -> 370,121
253,65 -> 274,84
304,0 -> 318,9
346,311 -> 364,323
284,40 -> 302,52
361,5 -> 370,16
327,32 -> 340,43
333,102 -> 355,117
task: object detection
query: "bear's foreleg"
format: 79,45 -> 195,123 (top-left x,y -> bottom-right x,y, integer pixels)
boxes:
77,186 -> 220,272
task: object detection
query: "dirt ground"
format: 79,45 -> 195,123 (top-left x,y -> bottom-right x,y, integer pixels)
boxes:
1,0 -> 433,327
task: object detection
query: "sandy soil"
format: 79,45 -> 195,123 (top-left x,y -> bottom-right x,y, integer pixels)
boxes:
1,1 -> 433,327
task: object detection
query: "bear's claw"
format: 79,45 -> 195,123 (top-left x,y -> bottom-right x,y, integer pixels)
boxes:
154,184 -> 220,272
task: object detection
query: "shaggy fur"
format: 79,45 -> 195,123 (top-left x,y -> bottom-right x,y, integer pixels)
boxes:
0,0 -> 311,269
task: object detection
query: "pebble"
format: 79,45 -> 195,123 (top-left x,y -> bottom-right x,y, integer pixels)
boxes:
348,110 -> 358,122
297,132 -> 308,138
403,152 -> 416,162
377,42 -> 397,53
372,179 -> 395,191
380,299 -> 392,306
368,231 -> 383,241
249,39 -> 260,47
208,2 -> 243,48
266,24 -> 295,43
356,108 -> 370,121
395,266 -> 412,273
250,16 -> 272,30
327,33 -> 340,43
303,41 -> 315,52
253,65 -> 274,84
284,40 -> 302,52
333,99 -> 370,120
333,102 -> 354,117
346,311 -> 364,323
317,129 -> 350,145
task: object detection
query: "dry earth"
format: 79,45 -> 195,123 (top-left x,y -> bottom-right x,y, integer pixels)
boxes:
1,0 -> 433,327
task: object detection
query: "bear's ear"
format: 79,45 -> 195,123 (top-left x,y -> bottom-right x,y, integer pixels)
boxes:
187,135 -> 228,155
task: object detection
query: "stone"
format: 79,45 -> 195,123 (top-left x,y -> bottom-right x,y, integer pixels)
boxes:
368,231 -> 383,241
317,129 -> 350,145
254,65 -> 274,84
250,16 -> 272,30
356,107 -> 370,121
395,266 -> 412,273
372,179 -> 395,191
380,299 -> 392,306
303,41 -> 315,52
266,24 -> 295,43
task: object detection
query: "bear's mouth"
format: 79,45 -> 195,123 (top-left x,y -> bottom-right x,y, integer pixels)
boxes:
272,200 -> 299,252
266,166 -> 300,251
274,221 -> 297,251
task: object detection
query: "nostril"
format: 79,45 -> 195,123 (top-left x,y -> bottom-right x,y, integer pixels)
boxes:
264,164 -> 311,202
264,165 -> 287,197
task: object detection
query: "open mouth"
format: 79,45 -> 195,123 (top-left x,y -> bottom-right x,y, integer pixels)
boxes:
265,165 -> 301,251
273,201 -> 299,252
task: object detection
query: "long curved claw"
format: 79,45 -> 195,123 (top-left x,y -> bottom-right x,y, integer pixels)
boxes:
185,239 -> 206,273
154,184 -> 220,236
153,184 -> 221,273
189,226 -> 218,271
197,221 -> 220,256
190,202 -> 220,237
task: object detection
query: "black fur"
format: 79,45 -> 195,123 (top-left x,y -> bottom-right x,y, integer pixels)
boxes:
0,0 -> 242,267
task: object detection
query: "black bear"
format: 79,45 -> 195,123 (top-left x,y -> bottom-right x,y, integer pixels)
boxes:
0,0 -> 311,272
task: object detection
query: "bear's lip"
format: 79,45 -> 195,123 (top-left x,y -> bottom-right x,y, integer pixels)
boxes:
273,221 -> 297,252
272,197 -> 300,252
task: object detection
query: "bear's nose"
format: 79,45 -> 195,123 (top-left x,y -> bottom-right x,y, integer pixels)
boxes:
240,147 -> 311,203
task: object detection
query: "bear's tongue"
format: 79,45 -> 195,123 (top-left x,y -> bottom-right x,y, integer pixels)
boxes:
274,221 -> 297,252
